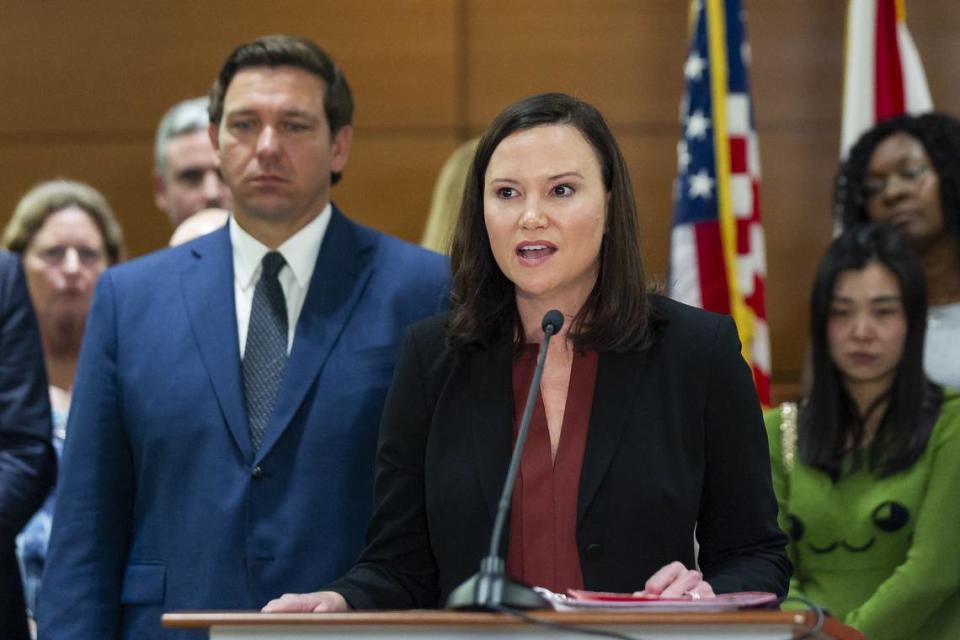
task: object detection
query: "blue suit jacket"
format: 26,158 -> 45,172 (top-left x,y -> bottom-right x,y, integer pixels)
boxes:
0,250 -> 54,640
39,209 -> 449,639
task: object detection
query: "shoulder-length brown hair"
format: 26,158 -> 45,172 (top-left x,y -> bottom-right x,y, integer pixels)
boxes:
2,179 -> 124,264
449,92 -> 652,351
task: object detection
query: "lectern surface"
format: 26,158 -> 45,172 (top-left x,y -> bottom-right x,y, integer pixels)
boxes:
163,610 -> 864,640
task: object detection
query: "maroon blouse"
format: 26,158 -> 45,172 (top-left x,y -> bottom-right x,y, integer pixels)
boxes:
506,345 -> 598,593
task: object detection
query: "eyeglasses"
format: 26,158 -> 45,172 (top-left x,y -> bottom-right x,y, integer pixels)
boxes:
861,164 -> 931,202
31,244 -> 106,267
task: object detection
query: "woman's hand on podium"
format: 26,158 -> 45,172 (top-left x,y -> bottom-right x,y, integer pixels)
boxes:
634,561 -> 716,600
262,591 -> 349,613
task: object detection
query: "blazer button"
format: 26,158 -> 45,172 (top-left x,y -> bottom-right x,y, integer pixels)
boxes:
252,465 -> 264,479
584,543 -> 603,560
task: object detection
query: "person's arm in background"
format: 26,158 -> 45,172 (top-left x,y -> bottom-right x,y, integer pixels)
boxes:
0,254 -> 55,539
0,253 -> 55,630
762,404 -> 808,603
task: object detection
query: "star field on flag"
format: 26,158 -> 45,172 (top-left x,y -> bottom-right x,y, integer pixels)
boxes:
668,0 -> 771,405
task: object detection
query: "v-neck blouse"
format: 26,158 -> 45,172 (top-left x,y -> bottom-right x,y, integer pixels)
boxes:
506,345 -> 598,593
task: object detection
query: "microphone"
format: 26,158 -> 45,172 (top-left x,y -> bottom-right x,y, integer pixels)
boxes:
446,310 -> 564,610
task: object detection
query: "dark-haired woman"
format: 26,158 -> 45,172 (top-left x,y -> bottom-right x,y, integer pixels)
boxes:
838,113 -> 960,389
765,223 -> 960,639
266,93 -> 789,613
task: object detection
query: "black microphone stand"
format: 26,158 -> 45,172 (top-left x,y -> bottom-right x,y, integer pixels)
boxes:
446,310 -> 564,610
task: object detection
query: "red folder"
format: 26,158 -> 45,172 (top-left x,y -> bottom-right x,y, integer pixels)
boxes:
551,589 -> 778,611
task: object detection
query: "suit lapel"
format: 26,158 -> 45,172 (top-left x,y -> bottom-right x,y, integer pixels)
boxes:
180,227 -> 251,460
577,349 -> 646,523
470,339 -> 515,519
254,208 -> 374,462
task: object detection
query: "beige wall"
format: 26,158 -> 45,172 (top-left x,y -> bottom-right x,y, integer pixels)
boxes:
1,1 -> 958,398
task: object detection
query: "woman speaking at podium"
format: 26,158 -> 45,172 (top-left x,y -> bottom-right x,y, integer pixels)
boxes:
265,93 -> 790,612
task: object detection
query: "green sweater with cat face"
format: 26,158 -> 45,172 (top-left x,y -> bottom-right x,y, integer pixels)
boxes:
764,393 -> 960,640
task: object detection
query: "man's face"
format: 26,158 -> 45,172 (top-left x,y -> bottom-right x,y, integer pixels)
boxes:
154,129 -> 233,227
212,65 -> 352,240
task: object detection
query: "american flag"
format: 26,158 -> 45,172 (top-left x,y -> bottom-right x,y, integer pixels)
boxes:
668,0 -> 770,406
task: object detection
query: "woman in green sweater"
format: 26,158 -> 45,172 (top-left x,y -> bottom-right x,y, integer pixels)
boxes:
765,223 -> 960,640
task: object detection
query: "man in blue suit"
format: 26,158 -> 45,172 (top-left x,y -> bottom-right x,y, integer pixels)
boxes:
39,36 -> 449,639
0,251 -> 55,640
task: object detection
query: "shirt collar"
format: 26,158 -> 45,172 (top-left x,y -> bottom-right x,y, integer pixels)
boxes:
230,203 -> 332,290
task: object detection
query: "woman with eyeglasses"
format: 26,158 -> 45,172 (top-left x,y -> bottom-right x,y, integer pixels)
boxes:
837,113 -> 960,389
766,223 -> 960,639
1,180 -> 124,620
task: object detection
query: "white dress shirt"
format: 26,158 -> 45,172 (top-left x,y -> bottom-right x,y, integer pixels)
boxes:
230,204 -> 331,357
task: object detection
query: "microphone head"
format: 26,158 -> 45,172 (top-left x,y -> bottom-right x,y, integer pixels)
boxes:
542,310 -> 564,335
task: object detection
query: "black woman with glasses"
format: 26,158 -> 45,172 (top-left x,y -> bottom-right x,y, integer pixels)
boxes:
836,113 -> 960,390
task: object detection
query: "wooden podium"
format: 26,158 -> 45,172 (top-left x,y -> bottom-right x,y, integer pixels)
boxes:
163,610 -> 865,639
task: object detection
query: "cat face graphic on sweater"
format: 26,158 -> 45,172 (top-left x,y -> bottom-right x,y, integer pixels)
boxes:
788,501 -> 910,554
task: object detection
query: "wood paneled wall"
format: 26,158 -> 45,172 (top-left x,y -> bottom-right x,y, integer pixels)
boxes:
1,1 -> 958,397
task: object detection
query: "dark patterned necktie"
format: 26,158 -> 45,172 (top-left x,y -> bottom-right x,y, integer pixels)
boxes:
243,251 -> 288,450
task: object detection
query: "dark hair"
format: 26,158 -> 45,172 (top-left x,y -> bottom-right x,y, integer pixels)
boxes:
448,92 -> 652,351
836,112 -> 960,246
801,223 -> 941,480
208,34 -> 353,184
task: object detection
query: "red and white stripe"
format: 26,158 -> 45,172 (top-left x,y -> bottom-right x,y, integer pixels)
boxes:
840,0 -> 933,157
727,94 -> 770,403
668,92 -> 770,404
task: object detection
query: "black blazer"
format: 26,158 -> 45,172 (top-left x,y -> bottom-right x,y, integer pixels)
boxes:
0,251 -> 55,639
331,295 -> 790,608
